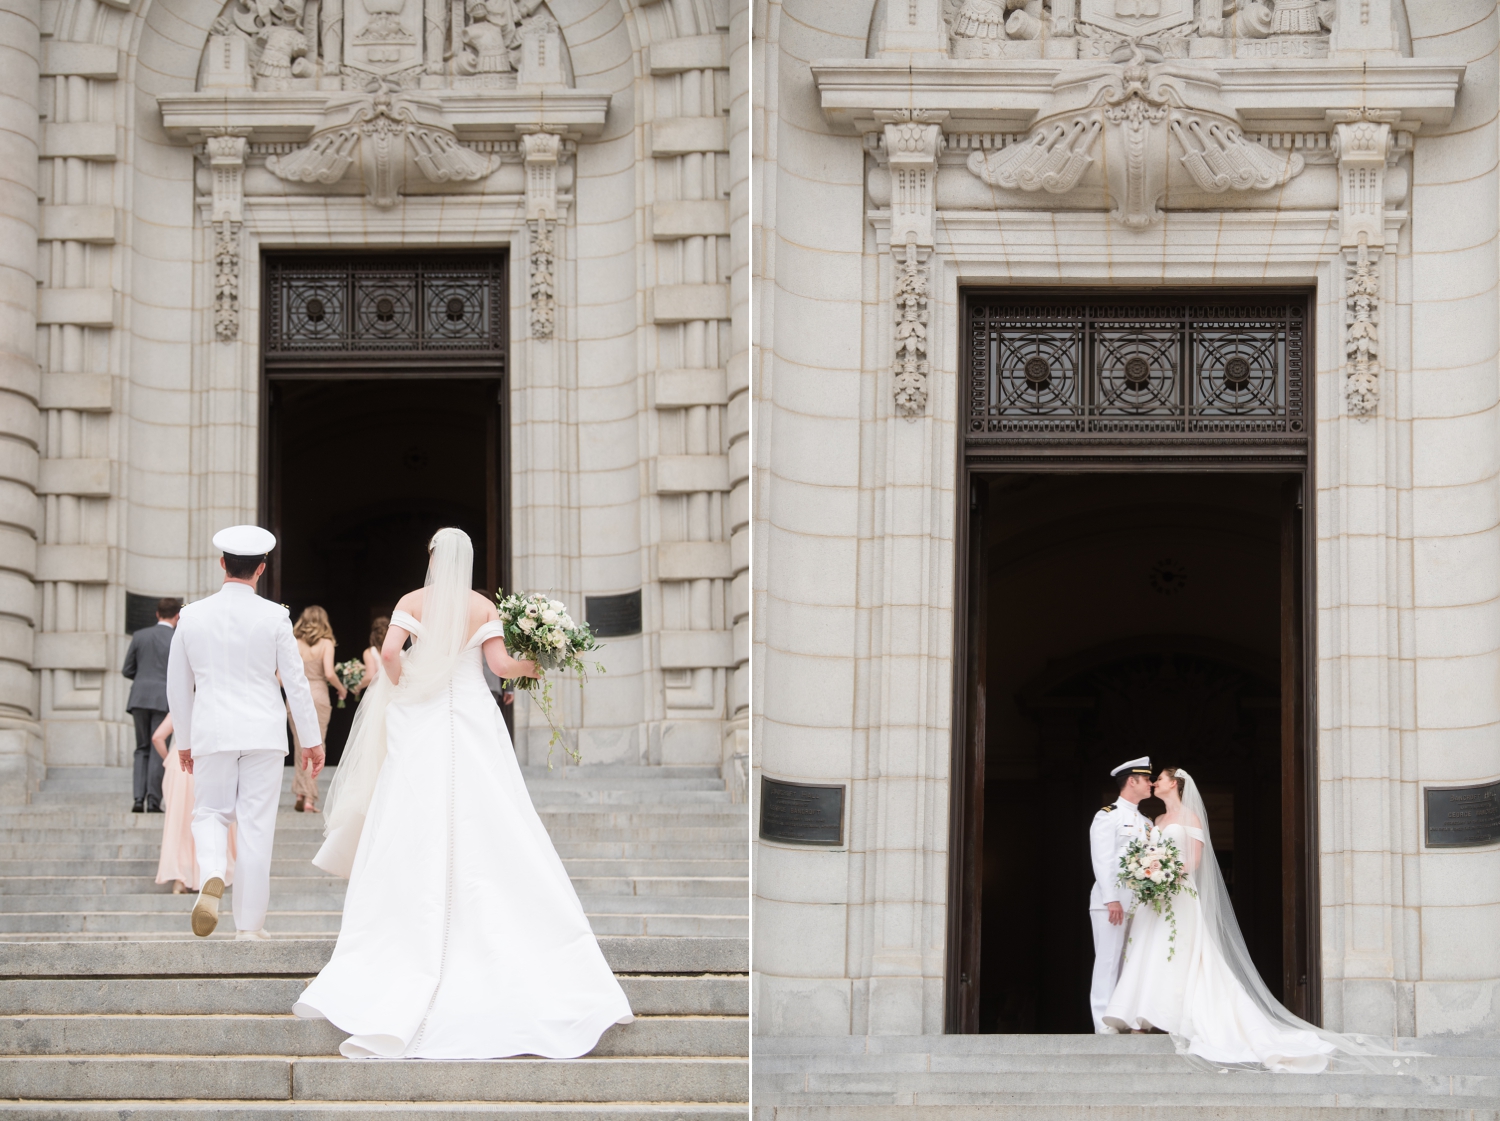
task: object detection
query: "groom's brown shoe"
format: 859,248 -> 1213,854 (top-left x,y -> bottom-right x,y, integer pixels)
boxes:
191,877 -> 224,937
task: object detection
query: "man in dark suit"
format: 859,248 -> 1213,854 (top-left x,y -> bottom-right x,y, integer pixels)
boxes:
122,597 -> 181,813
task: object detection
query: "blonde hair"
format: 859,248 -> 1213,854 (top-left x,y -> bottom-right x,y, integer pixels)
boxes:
369,615 -> 389,650
293,605 -> 335,647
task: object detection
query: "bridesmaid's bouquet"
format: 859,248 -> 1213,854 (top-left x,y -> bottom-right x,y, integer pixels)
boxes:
1118,830 -> 1196,960
494,590 -> 604,767
333,660 -> 364,707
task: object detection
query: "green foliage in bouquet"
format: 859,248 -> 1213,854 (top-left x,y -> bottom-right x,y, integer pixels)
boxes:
1118,832 -> 1198,961
333,659 -> 364,708
494,590 -> 605,767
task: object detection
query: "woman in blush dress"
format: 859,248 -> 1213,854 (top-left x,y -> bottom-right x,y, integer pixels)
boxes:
288,606 -> 347,813
294,528 -> 633,1058
356,616 -> 388,697
153,714 -> 235,894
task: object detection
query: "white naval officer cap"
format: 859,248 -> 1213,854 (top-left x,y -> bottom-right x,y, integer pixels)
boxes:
1110,756 -> 1152,778
212,524 -> 276,557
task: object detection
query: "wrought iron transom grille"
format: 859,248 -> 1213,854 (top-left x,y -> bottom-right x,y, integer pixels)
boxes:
264,256 -> 505,360
966,295 -> 1306,441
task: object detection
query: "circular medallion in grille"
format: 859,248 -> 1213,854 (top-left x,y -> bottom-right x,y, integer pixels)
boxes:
1023,356 -> 1051,389
1123,355 -> 1152,388
1223,355 -> 1252,390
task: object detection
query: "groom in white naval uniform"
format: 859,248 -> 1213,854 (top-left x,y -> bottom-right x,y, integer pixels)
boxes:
1088,756 -> 1154,1033
166,526 -> 324,939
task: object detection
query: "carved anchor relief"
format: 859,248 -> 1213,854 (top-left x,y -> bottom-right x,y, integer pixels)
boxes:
967,46 -> 1304,227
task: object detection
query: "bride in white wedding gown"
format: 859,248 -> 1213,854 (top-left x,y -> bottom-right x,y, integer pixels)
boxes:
293,528 -> 632,1058
1103,767 -> 1405,1074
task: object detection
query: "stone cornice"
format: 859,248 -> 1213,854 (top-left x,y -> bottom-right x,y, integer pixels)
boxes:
811,58 -> 1466,134
158,90 -> 612,144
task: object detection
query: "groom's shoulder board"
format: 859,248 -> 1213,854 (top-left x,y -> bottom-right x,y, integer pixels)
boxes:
1097,804 -> 1114,814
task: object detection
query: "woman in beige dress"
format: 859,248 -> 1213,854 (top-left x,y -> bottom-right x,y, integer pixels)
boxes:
153,713 -> 235,893
289,606 -> 347,813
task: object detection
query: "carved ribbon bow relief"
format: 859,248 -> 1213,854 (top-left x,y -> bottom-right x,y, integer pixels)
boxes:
967,46 -> 1304,227
265,90 -> 499,207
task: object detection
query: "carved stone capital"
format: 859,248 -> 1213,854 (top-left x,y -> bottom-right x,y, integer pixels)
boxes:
879,111 -> 946,249
205,131 -> 249,224
1333,116 -> 1393,247
521,128 -> 563,222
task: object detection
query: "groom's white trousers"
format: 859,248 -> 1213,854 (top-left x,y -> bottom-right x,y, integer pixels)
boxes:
1089,905 -> 1128,1033
192,749 -> 284,933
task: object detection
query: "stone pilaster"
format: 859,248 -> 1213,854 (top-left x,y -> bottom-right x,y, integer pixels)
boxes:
0,0 -> 43,800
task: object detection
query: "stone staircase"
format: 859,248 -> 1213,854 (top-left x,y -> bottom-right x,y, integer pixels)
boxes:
0,762 -> 749,1117
753,1034 -> 1500,1119
0,763 -> 747,940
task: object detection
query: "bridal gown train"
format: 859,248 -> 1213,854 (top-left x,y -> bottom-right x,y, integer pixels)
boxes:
1102,823 -> 1336,1073
293,610 -> 633,1058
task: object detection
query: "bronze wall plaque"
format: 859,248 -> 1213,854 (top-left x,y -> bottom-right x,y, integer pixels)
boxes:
586,590 -> 642,638
1425,781 -> 1500,848
760,777 -> 844,846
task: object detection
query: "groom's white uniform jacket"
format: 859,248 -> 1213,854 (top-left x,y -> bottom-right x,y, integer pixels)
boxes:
1089,797 -> 1152,910
166,582 -> 323,756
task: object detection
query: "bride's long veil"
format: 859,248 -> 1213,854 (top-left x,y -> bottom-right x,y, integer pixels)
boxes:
315,528 -> 475,877
1173,769 -> 1410,1073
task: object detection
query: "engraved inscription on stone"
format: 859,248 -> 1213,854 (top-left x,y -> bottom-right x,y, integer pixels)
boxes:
1425,781 -> 1500,848
760,777 -> 844,846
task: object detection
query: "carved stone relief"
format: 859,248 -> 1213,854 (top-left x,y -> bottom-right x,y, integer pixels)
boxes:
876,111 -> 944,418
204,133 -> 248,341
523,130 -> 561,339
1333,112 -> 1398,418
203,0 -> 569,91
264,91 -> 500,207
935,0 -> 1334,60
966,47 -> 1304,227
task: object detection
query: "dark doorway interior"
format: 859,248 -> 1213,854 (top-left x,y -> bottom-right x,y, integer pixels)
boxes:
268,378 -> 498,761
965,472 -> 1307,1033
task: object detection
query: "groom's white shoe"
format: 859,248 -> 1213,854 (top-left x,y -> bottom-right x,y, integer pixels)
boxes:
235,929 -> 272,941
191,877 -> 225,937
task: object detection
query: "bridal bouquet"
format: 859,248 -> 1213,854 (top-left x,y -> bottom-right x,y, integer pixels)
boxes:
1118,830 -> 1197,960
333,659 -> 364,708
494,590 -> 604,767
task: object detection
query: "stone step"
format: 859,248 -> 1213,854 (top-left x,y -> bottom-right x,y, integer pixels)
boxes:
0,975 -> 749,1017
0,1013 -> 749,1058
0,911 -> 747,938
752,1051 -> 1500,1076
0,1055 -> 748,1103
30,786 -> 733,805
0,842 -> 748,860
0,935 -> 749,976
0,858 -> 748,878
752,1036 -> 1500,1118
0,874 -> 747,898
0,1105 -> 747,1119
0,827 -> 748,846
0,806 -> 747,825
0,891 -> 749,916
